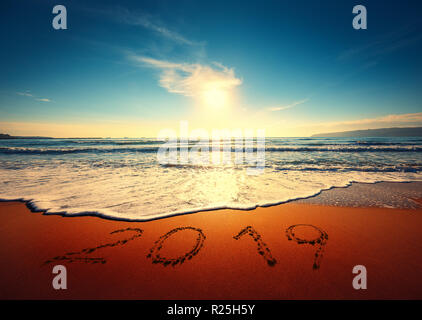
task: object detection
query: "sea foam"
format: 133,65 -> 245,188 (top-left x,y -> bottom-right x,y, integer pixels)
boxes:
0,137 -> 421,221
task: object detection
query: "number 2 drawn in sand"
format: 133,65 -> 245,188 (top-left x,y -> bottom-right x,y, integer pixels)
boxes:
233,226 -> 277,267
44,227 -> 143,265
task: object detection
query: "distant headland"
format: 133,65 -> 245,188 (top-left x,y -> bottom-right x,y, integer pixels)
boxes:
0,133 -> 54,139
311,127 -> 422,138
0,134 -> 102,139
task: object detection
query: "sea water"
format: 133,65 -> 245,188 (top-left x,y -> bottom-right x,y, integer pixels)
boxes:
0,137 -> 421,220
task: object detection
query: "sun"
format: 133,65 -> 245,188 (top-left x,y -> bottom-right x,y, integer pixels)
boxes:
200,87 -> 230,109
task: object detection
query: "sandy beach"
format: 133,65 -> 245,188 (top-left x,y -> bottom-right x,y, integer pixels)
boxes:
1,188 -> 422,299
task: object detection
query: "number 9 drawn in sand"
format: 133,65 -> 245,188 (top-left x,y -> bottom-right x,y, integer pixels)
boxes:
285,224 -> 328,270
147,226 -> 206,267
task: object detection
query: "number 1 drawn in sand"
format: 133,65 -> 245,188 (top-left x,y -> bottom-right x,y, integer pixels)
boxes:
233,226 -> 277,267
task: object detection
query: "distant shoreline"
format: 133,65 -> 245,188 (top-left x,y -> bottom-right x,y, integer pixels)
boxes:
0,133 -> 103,140
311,126 -> 422,138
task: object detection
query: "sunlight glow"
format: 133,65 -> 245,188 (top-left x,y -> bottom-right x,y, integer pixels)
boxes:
201,87 -> 230,108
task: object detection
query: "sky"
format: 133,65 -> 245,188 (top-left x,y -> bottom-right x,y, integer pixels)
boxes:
1,0 -> 422,137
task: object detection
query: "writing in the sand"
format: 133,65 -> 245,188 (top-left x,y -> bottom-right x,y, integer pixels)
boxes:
45,224 -> 328,270
147,227 -> 206,267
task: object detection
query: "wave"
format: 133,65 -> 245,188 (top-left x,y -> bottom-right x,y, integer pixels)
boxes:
0,147 -> 160,154
272,166 -> 421,173
265,146 -> 422,152
2,179 -> 422,222
64,140 -> 160,146
1,145 -> 422,155
354,141 -> 422,146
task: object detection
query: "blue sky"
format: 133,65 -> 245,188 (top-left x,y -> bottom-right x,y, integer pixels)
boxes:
1,0 -> 422,137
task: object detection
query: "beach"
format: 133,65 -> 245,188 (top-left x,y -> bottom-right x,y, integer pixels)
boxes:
2,0 -> 422,306
1,183 -> 422,300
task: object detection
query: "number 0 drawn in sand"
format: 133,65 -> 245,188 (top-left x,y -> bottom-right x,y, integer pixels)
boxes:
233,226 -> 277,267
147,226 -> 206,267
44,227 -> 143,265
285,224 -> 328,270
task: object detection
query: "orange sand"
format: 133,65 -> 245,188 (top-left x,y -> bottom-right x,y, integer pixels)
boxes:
0,201 -> 422,299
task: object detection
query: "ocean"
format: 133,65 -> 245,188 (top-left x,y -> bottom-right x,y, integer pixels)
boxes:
0,137 -> 421,220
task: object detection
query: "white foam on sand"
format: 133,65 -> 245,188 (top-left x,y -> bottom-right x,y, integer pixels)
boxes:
1,162 -> 421,221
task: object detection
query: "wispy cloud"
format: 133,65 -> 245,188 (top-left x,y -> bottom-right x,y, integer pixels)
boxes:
300,113 -> 422,136
93,6 -> 200,46
132,56 -> 242,97
273,112 -> 422,137
16,91 -> 52,102
338,25 -> 422,61
323,112 -> 422,127
268,98 -> 309,112
16,91 -> 33,97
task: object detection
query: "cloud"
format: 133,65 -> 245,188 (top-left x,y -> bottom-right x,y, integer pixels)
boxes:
133,56 -> 242,97
338,26 -> 422,61
16,91 -> 33,97
296,112 -> 422,137
268,98 -> 309,112
322,112 -> 422,127
266,112 -> 422,137
291,112 -> 422,137
95,6 -> 199,46
16,91 -> 51,102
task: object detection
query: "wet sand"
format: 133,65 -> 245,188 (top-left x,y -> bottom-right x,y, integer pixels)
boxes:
296,181 -> 422,209
1,200 -> 422,299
